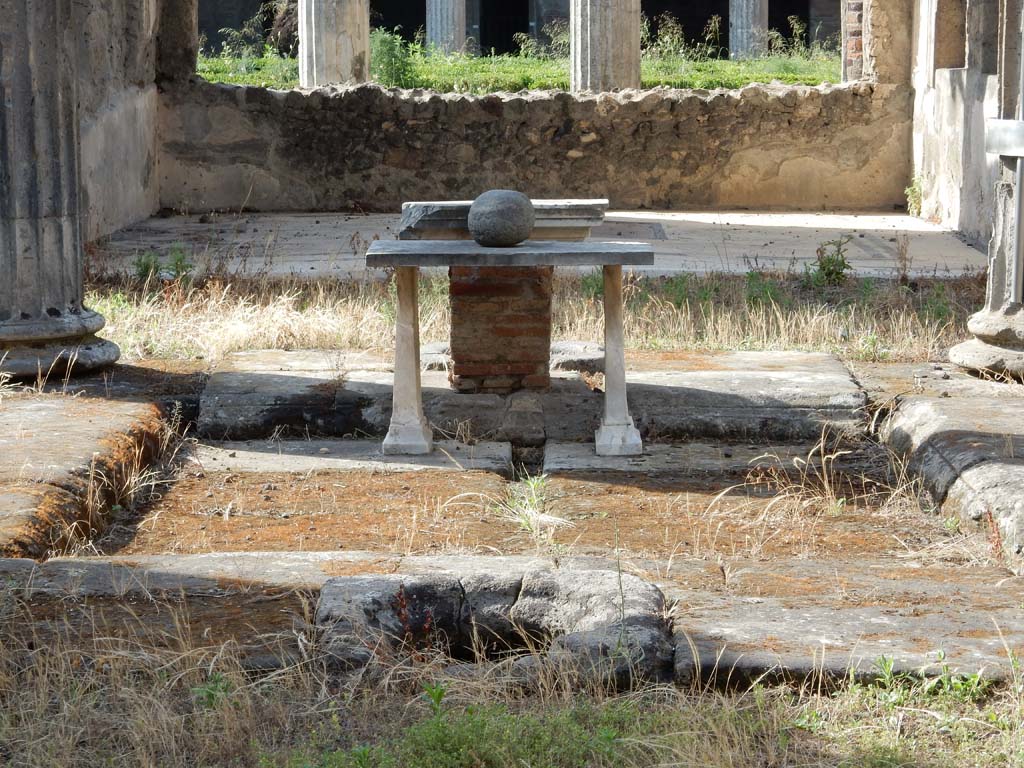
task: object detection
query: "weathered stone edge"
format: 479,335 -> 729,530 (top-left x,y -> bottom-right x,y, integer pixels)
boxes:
0,403 -> 166,558
882,398 -> 1024,560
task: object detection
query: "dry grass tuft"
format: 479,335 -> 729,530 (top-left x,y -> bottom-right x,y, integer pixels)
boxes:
85,270 -> 984,365
1,588 -> 1022,767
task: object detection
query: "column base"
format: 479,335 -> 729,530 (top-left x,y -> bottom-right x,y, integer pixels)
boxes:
382,420 -> 433,455
595,422 -> 643,456
0,336 -> 120,380
966,306 -> 1024,346
949,338 -> 1024,379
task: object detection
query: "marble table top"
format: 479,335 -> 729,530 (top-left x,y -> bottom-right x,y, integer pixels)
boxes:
365,239 -> 655,268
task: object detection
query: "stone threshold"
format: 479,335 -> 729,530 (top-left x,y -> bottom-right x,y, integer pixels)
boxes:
4,551 -> 1022,684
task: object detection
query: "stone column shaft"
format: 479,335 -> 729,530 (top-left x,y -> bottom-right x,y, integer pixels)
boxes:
570,0 -> 641,93
427,0 -> 467,54
950,12 -> 1024,376
729,0 -> 770,58
298,0 -> 370,88
0,0 -> 118,378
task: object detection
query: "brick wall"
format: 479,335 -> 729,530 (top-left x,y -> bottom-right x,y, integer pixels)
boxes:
449,266 -> 553,393
843,0 -> 864,80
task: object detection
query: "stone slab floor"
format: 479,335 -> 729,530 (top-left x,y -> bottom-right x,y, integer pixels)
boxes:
3,349 -> 1024,686
93,211 -> 986,279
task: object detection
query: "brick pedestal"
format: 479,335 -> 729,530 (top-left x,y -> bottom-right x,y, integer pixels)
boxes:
449,266 -> 553,393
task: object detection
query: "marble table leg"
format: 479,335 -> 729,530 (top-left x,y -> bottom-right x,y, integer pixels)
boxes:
595,265 -> 643,456
383,266 -> 433,455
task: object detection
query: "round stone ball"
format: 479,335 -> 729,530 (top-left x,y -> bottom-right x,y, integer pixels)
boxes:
468,190 -> 535,247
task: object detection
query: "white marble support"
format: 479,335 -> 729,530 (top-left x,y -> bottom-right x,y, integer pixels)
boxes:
298,0 -> 370,88
729,0 -> 769,58
570,0 -> 642,93
383,267 -> 433,455
427,0 -> 467,53
595,265 -> 643,456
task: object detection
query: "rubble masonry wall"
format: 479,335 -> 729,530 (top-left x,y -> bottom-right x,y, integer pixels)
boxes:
159,79 -> 913,213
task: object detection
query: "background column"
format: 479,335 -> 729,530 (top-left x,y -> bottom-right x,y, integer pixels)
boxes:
298,0 -> 370,88
570,0 -> 641,93
729,0 -> 769,58
0,0 -> 119,379
427,0 -> 467,53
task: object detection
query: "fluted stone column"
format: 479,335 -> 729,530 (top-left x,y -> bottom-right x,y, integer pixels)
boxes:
427,0 -> 467,54
950,16 -> 1024,377
570,0 -> 641,93
729,0 -> 769,57
298,0 -> 370,88
0,0 -> 119,379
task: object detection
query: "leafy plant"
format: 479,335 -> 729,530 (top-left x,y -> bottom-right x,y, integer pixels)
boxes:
905,176 -> 923,216
513,31 -> 542,58
696,276 -> 722,306
805,235 -> 853,288
922,651 -> 994,703
494,473 -> 572,549
191,672 -> 234,710
542,19 -> 571,58
745,270 -> 782,306
371,28 -> 414,87
662,273 -> 692,307
857,331 -> 889,361
422,682 -> 448,717
167,247 -> 193,281
648,12 -> 687,58
218,4 -> 271,58
132,252 -> 161,282
857,277 -> 877,302
767,16 -> 810,57
921,282 -> 952,322
581,270 -> 604,301
692,14 -> 725,60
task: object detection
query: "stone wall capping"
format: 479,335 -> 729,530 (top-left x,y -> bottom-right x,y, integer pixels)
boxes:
261,81 -> 880,107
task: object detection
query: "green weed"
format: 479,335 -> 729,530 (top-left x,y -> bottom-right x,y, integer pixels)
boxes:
371,28 -> 415,88
805,235 -> 853,288
191,672 -> 234,710
661,274 -> 692,307
421,681 -> 448,717
167,247 -> 194,281
921,282 -> 952,322
905,176 -> 923,217
745,270 -> 782,306
132,252 -> 161,282
581,270 -> 604,301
